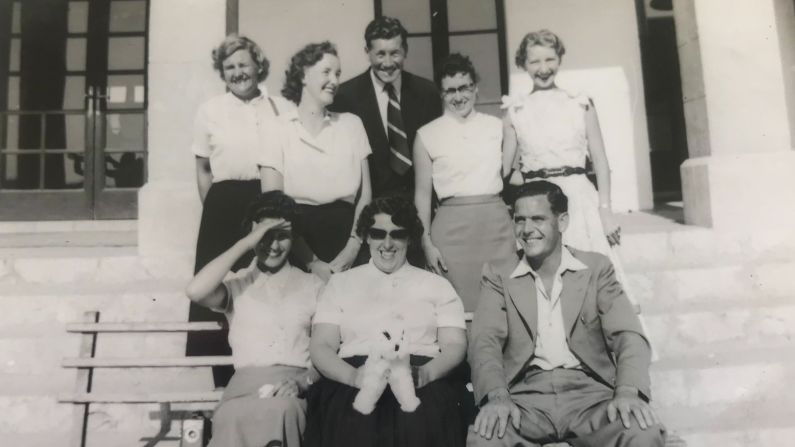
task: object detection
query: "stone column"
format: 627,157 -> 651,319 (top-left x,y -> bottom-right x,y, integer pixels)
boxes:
675,0 -> 795,230
138,0 -> 227,256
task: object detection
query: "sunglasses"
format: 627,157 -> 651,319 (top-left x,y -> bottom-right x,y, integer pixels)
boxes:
366,228 -> 410,240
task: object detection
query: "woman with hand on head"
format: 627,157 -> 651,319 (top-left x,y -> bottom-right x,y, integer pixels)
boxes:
186,191 -> 324,447
413,53 -> 516,312
189,34 -> 292,387
306,196 -> 468,447
259,41 -> 372,282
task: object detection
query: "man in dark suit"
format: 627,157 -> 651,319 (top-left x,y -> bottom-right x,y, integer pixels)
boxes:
331,16 -> 442,199
468,181 -> 665,446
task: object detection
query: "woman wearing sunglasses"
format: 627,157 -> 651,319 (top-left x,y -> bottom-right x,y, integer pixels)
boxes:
306,196 -> 468,447
413,53 -> 515,312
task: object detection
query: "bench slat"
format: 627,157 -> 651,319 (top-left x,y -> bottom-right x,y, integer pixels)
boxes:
58,391 -> 223,404
63,356 -> 234,368
65,322 -> 224,333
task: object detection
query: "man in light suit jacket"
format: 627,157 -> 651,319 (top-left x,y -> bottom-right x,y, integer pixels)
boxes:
331,16 -> 442,199
468,181 -> 665,447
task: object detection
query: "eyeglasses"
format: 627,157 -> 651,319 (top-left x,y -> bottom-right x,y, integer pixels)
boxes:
442,83 -> 475,97
367,228 -> 410,240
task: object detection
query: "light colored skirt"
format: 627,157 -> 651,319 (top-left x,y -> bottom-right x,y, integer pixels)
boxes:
431,195 -> 516,312
209,365 -> 308,447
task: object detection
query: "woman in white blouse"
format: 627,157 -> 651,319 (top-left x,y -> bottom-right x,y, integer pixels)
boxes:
190,34 -> 291,387
260,42 -> 372,282
413,53 -> 516,312
186,191 -> 324,447
306,196 -> 468,447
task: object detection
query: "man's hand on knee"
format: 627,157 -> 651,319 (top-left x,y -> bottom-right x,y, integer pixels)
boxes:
607,386 -> 658,430
472,388 -> 521,440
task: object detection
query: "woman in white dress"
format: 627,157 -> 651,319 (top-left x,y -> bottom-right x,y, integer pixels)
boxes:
504,29 -> 640,313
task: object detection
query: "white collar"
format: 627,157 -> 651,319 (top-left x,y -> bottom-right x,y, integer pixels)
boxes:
510,245 -> 587,279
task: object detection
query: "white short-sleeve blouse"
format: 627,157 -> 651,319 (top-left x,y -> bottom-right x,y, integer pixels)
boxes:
313,261 -> 466,358
258,110 -> 371,205
415,111 -> 503,199
221,262 -> 324,369
192,87 -> 292,182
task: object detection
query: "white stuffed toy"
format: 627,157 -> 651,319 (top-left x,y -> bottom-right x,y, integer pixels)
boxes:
352,324 -> 421,414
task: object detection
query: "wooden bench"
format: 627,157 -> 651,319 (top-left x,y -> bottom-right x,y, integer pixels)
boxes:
59,311 -> 229,447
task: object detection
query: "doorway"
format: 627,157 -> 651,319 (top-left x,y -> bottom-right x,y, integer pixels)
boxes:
0,0 -> 149,220
636,0 -> 688,204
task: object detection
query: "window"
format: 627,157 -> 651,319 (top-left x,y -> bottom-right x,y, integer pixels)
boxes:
375,0 -> 508,116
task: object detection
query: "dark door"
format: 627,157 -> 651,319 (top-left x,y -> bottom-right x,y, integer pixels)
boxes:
0,0 -> 148,220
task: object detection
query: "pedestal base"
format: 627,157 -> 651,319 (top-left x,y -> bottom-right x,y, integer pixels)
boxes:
681,150 -> 795,231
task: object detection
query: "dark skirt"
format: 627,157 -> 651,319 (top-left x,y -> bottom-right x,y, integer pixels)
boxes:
304,356 -> 467,447
188,179 -> 260,387
431,195 -> 516,312
293,201 -> 354,264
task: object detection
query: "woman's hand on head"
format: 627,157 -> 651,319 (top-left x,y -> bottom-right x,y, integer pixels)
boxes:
598,206 -> 621,246
240,218 -> 290,250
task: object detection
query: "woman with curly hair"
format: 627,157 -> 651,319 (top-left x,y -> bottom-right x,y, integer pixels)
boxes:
306,196 -> 468,447
189,34 -> 292,387
259,41 -> 372,282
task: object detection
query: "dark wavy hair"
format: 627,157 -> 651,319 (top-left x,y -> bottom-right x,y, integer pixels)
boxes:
515,29 -> 566,68
510,180 -> 568,215
436,52 -> 479,87
356,196 -> 424,246
211,34 -> 270,82
281,41 -> 338,104
244,191 -> 299,226
364,16 -> 408,50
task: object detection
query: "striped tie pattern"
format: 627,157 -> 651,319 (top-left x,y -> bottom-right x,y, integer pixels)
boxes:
384,83 -> 411,175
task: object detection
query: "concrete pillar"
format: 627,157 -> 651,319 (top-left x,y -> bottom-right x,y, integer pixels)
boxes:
675,0 -> 795,230
138,0 -> 227,256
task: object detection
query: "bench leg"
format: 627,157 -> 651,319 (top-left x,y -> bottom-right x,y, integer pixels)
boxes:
143,402 -> 172,447
69,311 -> 99,447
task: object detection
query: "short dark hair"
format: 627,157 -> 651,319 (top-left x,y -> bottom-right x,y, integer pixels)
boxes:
281,41 -> 338,104
212,34 -> 270,83
436,52 -> 479,87
244,191 -> 299,225
356,196 -> 424,245
511,180 -> 568,215
365,16 -> 408,51
515,29 -> 566,68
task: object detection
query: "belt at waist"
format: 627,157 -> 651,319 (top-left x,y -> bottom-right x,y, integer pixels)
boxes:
439,194 -> 502,206
522,166 -> 587,180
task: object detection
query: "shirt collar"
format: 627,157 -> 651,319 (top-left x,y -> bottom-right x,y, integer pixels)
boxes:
510,245 -> 587,279
365,258 -> 411,277
443,109 -> 479,124
226,84 -> 267,105
255,262 -> 293,288
370,68 -> 402,97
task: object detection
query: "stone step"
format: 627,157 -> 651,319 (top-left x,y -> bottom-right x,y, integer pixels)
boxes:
650,345 -> 795,410
0,249 -> 193,289
617,220 -> 795,271
644,299 -> 795,360
626,261 -> 795,310
0,220 -> 137,249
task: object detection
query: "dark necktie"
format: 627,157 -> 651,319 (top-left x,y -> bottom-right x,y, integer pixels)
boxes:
384,83 -> 411,175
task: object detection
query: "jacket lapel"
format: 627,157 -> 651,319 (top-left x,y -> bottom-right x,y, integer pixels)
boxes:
359,71 -> 388,148
560,269 -> 591,337
506,274 -> 538,339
